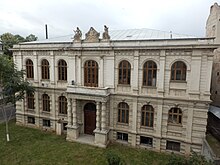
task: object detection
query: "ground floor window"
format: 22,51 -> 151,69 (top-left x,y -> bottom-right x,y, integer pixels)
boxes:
166,140 -> 180,152
140,136 -> 153,146
63,122 -> 67,131
27,116 -> 35,124
43,119 -> 51,127
117,132 -> 128,141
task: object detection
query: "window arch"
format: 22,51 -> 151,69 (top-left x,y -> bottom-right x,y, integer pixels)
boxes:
118,60 -> 131,85
118,102 -> 129,123
84,60 -> 98,87
59,96 -> 67,114
27,93 -> 34,109
26,59 -> 34,79
41,59 -> 50,80
58,60 -> 67,81
141,105 -> 154,127
42,94 -> 50,112
168,107 -> 182,124
143,61 -> 157,86
171,61 -> 186,81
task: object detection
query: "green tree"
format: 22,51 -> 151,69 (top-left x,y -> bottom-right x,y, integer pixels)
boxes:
0,55 -> 34,141
25,34 -> 38,42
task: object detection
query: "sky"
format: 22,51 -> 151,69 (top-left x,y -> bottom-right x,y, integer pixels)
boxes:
0,0 -> 219,40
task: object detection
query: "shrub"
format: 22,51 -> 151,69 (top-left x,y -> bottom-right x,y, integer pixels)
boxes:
105,150 -> 124,165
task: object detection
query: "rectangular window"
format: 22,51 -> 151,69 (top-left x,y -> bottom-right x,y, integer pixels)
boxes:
43,119 -> 51,127
117,132 -> 128,141
166,141 -> 180,152
27,116 -> 35,124
140,136 -> 153,146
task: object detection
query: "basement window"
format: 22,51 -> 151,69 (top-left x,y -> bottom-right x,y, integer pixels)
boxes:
117,132 -> 128,141
27,116 -> 35,124
166,141 -> 180,152
140,136 -> 153,146
43,119 -> 51,127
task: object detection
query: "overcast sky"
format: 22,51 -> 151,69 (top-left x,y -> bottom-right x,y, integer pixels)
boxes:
0,0 -> 218,40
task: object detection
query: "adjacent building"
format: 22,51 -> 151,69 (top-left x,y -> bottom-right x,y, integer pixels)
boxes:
13,3 -> 220,155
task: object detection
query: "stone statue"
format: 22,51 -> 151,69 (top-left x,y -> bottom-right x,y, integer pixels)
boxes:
73,27 -> 82,41
102,25 -> 110,40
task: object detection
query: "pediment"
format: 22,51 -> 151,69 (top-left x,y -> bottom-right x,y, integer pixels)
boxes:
85,27 -> 100,42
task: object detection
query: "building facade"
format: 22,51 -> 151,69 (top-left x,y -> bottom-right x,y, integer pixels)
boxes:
13,4 -> 220,155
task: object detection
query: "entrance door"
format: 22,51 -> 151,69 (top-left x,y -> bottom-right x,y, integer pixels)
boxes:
84,103 -> 96,135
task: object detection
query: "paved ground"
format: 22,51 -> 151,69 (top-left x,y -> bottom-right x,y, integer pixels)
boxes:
0,104 -> 15,123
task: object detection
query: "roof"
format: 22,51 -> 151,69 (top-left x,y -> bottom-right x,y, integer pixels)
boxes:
22,28 -> 198,44
209,105 -> 220,119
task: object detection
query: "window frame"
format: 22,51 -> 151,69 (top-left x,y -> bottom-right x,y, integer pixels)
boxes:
171,61 -> 187,81
166,140 -> 181,152
84,60 -> 98,87
58,96 -> 67,114
42,94 -> 50,112
26,59 -> 34,79
168,107 -> 182,125
41,59 -> 50,80
140,136 -> 153,146
117,132 -> 128,141
118,102 -> 129,124
141,105 -> 154,127
27,93 -> 35,110
118,60 -> 131,85
143,60 -> 157,86
27,116 -> 35,124
58,59 -> 67,81
43,119 -> 51,127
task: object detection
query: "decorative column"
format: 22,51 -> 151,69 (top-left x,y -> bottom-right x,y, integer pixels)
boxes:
101,102 -> 106,131
67,98 -> 72,126
72,99 -> 77,127
96,102 -> 101,131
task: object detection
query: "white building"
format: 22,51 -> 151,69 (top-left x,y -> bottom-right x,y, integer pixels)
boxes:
13,4 -> 220,155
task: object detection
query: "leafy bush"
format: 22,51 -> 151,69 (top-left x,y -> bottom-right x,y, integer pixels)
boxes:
105,150 -> 124,165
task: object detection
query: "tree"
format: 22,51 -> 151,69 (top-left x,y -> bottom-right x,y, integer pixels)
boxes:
25,34 -> 38,42
0,55 -> 34,141
0,33 -> 38,57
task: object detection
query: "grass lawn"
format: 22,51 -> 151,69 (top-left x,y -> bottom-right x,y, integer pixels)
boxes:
206,133 -> 220,158
0,121 -> 174,165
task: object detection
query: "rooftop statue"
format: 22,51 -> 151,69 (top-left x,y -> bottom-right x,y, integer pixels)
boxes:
73,27 -> 82,41
103,25 -> 110,40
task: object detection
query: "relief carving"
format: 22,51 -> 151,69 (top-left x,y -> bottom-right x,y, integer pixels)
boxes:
85,27 -> 100,42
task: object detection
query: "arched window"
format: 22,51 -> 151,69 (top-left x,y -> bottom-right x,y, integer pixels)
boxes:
26,59 -> 34,79
59,96 -> 67,114
168,107 -> 182,124
143,61 -> 157,86
58,60 -> 67,81
41,59 -> 50,80
171,61 -> 186,81
141,105 -> 154,127
27,93 -> 34,109
84,60 -> 98,87
42,94 -> 50,112
118,60 -> 131,85
118,102 -> 129,123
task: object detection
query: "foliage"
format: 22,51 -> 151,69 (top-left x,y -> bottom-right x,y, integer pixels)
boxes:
105,150 -> 124,165
0,55 -> 34,104
166,152 -> 214,165
0,33 -> 37,56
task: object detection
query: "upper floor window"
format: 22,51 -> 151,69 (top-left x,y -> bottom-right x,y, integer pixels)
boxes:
58,60 -> 67,81
26,59 -> 34,79
27,93 -> 34,109
171,61 -> 186,81
118,102 -> 129,124
143,61 -> 157,86
42,94 -> 50,112
59,96 -> 67,114
168,107 -> 182,124
141,105 -> 154,127
41,59 -> 50,80
118,60 -> 131,85
84,60 -> 98,87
